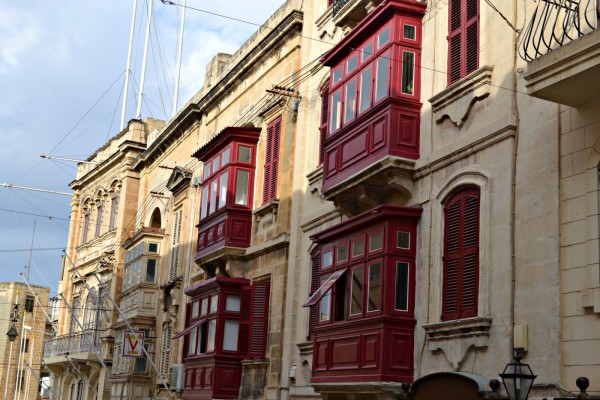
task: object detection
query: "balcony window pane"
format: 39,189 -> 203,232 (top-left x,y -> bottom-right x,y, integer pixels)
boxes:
134,345 -> 148,372
347,54 -> 358,73
210,294 -> 218,313
368,263 -> 381,311
222,147 -> 231,165
213,155 -> 221,173
344,79 -> 357,123
369,232 -> 383,252
148,243 -> 158,253
330,90 -> 342,132
192,301 -> 200,318
378,27 -> 390,48
145,259 -> 156,283
200,186 -> 208,219
352,237 -> 365,258
336,244 -> 348,264
219,171 -> 229,209
209,179 -> 218,214
201,298 -> 208,316
320,291 -> 331,321
332,66 -> 343,84
238,146 -> 251,163
188,328 -> 197,355
402,51 -> 415,95
226,295 -> 241,312
350,267 -> 364,315
375,54 -> 390,101
397,231 -> 410,249
404,24 -> 416,40
395,262 -> 409,311
235,170 -> 249,205
322,250 -> 333,269
207,319 -> 216,352
223,320 -> 239,351
361,42 -> 373,62
359,67 -> 373,113
203,163 -> 211,179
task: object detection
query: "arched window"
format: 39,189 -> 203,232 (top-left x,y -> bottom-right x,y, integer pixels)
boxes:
442,187 -> 480,320
81,200 -> 91,245
109,181 -> 121,231
83,288 -> 97,330
95,195 -> 104,238
150,208 -> 162,228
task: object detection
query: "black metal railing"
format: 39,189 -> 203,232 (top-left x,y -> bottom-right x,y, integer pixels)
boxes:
333,0 -> 351,17
519,0 -> 599,61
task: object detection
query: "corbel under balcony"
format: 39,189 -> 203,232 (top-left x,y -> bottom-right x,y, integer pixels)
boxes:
422,317 -> 492,371
332,0 -> 383,32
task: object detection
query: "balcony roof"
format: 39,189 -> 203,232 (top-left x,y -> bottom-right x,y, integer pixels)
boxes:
191,126 -> 261,161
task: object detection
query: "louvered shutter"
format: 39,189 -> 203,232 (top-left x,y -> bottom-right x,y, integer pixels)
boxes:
448,0 -> 479,84
240,280 -> 271,358
308,251 -> 321,340
182,303 -> 192,358
160,324 -> 173,379
442,189 -> 480,320
169,209 -> 183,281
263,117 -> 281,204
319,86 -> 329,166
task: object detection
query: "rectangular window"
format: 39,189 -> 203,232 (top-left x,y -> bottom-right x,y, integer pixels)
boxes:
320,290 -> 331,321
200,186 -> 209,219
145,259 -> 156,283
213,155 -> 221,172
375,53 -> 390,101
209,179 -> 218,214
207,319 -> 216,352
148,243 -> 158,253
203,163 -> 211,179
377,27 -> 390,48
361,42 -> 373,62
25,295 -> 35,312
395,262 -> 409,311
359,67 -> 373,113
238,146 -> 251,163
369,232 -> 383,252
404,24 -> 416,40
222,147 -> 231,165
347,54 -> 358,73
322,250 -> 333,269
397,231 -> 410,249
192,301 -> 200,318
336,244 -> 348,264
226,295 -> 241,312
330,90 -> 342,132
20,338 -> 29,353
209,294 -> 218,314
448,0 -> 479,84
344,79 -> 357,123
235,170 -> 249,205
350,267 -> 364,315
402,51 -> 415,95
201,298 -> 208,316
263,117 -> 281,204
134,345 -> 149,372
188,327 -> 197,355
368,263 -> 381,312
332,66 -> 343,84
223,320 -> 239,351
352,237 -> 365,258
218,171 -> 229,209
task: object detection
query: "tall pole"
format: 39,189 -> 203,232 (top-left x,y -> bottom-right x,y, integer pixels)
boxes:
172,0 -> 187,117
24,336 -> 34,400
4,291 -> 19,400
14,319 -> 30,400
121,0 -> 138,131
136,0 -> 154,119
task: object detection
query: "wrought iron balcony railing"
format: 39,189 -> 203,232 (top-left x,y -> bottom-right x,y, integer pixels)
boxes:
43,331 -> 102,357
519,0 -> 599,61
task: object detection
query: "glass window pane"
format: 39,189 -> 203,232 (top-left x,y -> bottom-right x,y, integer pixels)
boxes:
214,155 -> 221,173
189,328 -> 197,355
368,263 -> 381,311
352,238 -> 365,258
210,294 -> 218,313
336,244 -> 348,264
332,66 -> 343,84
359,67 -> 373,113
347,54 -> 358,73
201,298 -> 208,316
192,301 -> 200,318
395,262 -> 409,311
222,147 -> 231,165
361,42 -> 373,62
207,319 -> 216,352
402,52 -> 415,95
322,251 -> 333,268
344,79 -> 357,123
203,163 -> 211,179
235,170 -> 249,205
378,27 -> 390,48
209,179 -> 218,214
370,232 -> 383,252
145,259 -> 156,282
201,186 -> 209,219
226,295 -> 241,312
134,345 -> 148,372
320,291 -> 331,321
148,243 -> 158,253
404,24 -> 416,40
350,267 -> 364,315
330,90 -> 342,132
238,146 -> 251,163
223,320 -> 239,351
375,55 -> 390,101
397,232 -> 410,249
219,171 -> 229,208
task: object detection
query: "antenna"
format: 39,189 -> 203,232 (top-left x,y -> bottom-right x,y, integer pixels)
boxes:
25,220 -> 36,281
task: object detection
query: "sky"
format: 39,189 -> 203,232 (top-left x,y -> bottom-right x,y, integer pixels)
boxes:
0,0 -> 285,296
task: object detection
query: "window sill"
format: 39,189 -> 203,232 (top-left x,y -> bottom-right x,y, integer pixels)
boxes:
422,317 -> 492,370
253,200 -> 279,222
429,65 -> 493,127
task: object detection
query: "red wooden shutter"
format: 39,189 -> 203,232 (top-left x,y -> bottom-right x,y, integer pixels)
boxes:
263,117 -> 281,204
240,280 -> 271,358
442,188 -> 480,320
182,302 -> 192,358
308,251 -> 321,340
319,86 -> 329,166
448,0 -> 479,84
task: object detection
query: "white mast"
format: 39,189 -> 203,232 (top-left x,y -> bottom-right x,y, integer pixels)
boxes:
120,0 -> 138,131
172,0 -> 187,117
136,0 -> 154,119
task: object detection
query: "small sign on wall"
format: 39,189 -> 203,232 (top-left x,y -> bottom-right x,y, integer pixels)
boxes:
122,330 -> 145,357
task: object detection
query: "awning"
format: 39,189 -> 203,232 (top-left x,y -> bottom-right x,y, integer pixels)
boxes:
173,318 -> 206,339
302,268 -> 347,307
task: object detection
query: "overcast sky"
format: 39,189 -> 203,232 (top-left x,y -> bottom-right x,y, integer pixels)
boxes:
0,0 -> 284,295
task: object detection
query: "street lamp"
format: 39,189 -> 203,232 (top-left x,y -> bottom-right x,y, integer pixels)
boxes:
499,350 -> 537,400
6,324 -> 18,342
4,298 -> 20,400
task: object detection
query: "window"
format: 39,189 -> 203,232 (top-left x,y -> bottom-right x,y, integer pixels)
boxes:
159,324 -> 172,379
95,203 -> 103,238
319,84 -> 329,166
82,209 -> 90,244
442,188 -> 480,320
168,209 -> 183,281
123,241 -> 160,291
20,338 -> 29,353
448,0 -> 479,84
263,117 -> 281,204
134,344 -> 149,372
24,295 -> 35,312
